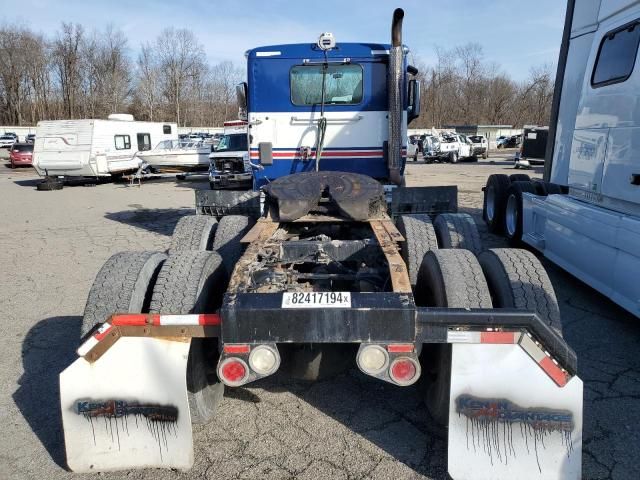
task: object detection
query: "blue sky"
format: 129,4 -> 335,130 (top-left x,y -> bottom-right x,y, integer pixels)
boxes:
5,0 -> 566,81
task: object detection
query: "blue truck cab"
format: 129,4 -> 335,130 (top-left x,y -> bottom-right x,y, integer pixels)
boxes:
238,39 -> 419,189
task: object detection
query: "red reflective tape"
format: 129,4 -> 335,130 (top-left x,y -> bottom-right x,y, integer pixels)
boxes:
539,356 -> 568,387
387,344 -> 414,353
480,331 -> 518,344
199,314 -> 221,325
94,324 -> 113,341
224,344 -> 250,354
111,314 -> 149,326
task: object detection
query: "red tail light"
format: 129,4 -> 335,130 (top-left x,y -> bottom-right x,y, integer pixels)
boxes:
389,357 -> 419,386
218,358 -> 249,386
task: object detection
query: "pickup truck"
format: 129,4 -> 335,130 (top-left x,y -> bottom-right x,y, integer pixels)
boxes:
468,135 -> 488,159
438,133 -> 474,163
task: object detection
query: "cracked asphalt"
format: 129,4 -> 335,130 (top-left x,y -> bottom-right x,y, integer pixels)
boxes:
0,150 -> 638,480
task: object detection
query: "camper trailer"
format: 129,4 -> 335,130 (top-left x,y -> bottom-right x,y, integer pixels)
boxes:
32,114 -> 177,178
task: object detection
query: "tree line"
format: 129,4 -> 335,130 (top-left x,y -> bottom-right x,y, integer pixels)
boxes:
1,22 -> 554,128
0,22 -> 243,127
412,43 -> 555,129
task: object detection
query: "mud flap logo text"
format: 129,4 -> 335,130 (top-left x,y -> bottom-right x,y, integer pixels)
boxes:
75,399 -> 179,458
455,395 -> 574,471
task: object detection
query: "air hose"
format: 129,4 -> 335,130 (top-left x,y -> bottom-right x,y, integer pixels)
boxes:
315,50 -> 329,172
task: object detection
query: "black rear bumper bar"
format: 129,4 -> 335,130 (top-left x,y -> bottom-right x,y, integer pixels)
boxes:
220,293 -> 576,373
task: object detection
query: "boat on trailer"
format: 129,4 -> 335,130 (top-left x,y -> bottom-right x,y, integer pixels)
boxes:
136,139 -> 214,172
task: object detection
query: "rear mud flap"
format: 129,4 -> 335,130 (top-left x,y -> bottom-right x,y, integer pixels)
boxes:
60,337 -> 193,472
448,343 -> 582,480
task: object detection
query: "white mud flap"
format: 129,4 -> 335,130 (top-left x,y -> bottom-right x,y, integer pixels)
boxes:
60,337 -> 193,472
448,343 -> 583,480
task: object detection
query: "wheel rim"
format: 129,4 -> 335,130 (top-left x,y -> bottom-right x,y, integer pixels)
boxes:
505,194 -> 518,237
486,186 -> 496,221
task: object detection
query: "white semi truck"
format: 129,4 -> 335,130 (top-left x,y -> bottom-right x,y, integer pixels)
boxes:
483,0 -> 640,319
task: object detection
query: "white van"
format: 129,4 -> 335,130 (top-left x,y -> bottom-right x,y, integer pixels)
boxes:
33,114 -> 177,178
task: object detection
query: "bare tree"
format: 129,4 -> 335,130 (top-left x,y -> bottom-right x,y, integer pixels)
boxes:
136,43 -> 159,121
154,28 -> 205,125
53,22 -> 84,119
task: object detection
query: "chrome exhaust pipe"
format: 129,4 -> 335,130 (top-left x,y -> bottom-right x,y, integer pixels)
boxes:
388,8 -> 404,186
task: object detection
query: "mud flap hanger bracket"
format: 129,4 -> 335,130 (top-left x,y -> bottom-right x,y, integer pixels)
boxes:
416,308 -> 577,387
78,314 -> 221,363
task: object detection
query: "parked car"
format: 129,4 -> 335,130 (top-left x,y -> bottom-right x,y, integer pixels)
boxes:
503,134 -> 522,148
0,134 -> 16,149
421,134 -> 441,162
9,142 -> 34,168
468,135 -> 488,159
25,133 -> 36,143
496,135 -> 508,148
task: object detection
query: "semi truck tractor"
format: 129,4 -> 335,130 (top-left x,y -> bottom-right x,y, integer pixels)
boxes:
60,9 -> 583,479
483,0 -> 640,320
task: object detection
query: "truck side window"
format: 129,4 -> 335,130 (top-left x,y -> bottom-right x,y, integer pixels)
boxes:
114,135 -> 131,150
592,21 -> 640,87
163,125 -> 172,134
290,64 -> 363,106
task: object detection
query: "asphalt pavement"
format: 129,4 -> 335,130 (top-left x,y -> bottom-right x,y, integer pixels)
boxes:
0,150 -> 638,480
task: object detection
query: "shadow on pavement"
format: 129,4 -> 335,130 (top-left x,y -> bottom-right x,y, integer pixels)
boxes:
244,368 -> 450,479
105,207 -> 192,236
13,315 -> 83,469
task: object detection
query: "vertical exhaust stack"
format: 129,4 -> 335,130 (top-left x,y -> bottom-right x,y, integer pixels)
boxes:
388,8 -> 405,186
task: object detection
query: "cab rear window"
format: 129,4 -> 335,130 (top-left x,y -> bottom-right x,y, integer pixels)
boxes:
290,64 -> 363,106
592,20 -> 640,87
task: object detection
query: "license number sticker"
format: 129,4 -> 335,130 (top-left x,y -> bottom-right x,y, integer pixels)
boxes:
282,292 -> 351,308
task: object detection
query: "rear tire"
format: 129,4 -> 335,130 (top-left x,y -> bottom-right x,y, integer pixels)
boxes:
417,250 -> 492,425
150,251 -> 228,424
169,215 -> 218,253
449,151 -> 458,164
504,181 -> 537,245
433,213 -> 482,255
212,215 -> 254,275
396,214 -> 438,288
479,248 -> 562,335
482,174 -> 510,233
81,251 -> 167,336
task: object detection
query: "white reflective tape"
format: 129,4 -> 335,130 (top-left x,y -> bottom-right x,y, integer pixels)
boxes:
77,336 -> 99,357
159,315 -> 200,326
256,51 -> 281,57
447,331 -> 481,343
519,333 -> 547,363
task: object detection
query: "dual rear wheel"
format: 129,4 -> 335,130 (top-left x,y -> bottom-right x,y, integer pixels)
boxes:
398,211 -> 562,424
81,214 -> 254,425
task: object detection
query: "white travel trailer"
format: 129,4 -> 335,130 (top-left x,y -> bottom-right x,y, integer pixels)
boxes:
484,0 -> 640,319
32,114 -> 177,178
